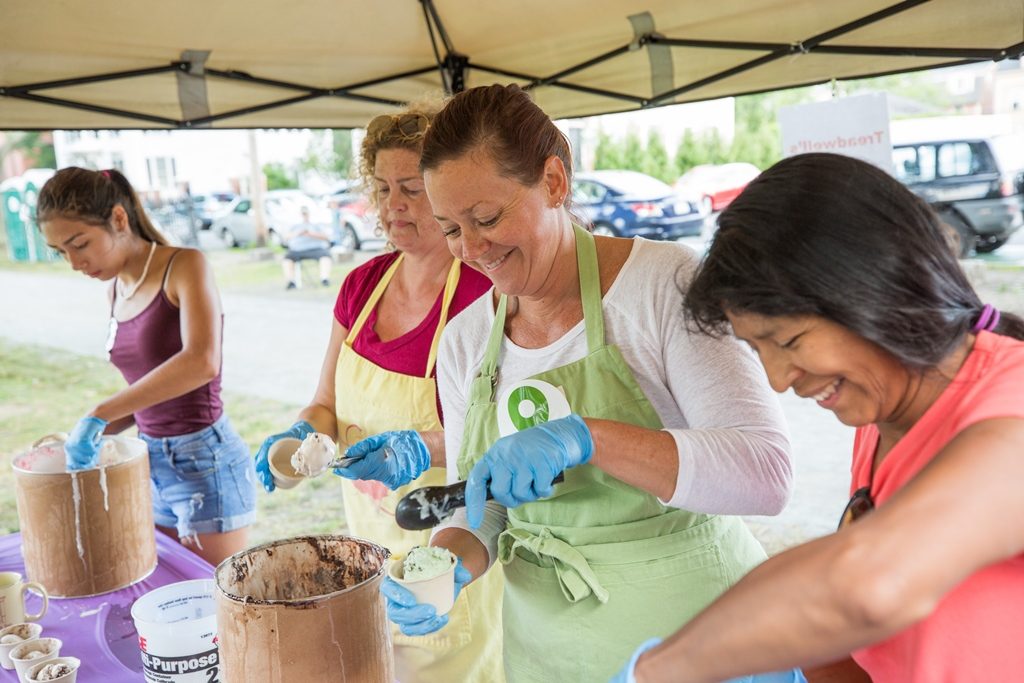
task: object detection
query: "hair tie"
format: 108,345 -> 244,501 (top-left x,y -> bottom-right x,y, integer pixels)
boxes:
972,304 -> 1001,333
101,170 -> 111,179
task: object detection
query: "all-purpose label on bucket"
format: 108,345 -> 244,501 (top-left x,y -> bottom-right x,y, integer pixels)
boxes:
141,647 -> 219,682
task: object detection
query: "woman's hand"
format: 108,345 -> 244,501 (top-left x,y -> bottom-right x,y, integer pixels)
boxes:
64,416 -> 108,470
334,430 -> 430,489
465,414 -> 593,528
380,558 -> 472,636
253,420 -> 315,492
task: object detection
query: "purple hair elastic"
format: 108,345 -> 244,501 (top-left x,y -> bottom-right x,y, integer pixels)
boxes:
972,304 -> 1000,333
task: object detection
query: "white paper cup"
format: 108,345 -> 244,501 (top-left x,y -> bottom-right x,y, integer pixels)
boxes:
267,438 -> 304,489
388,555 -> 457,616
11,637 -> 61,682
25,656 -> 79,683
0,623 -> 42,670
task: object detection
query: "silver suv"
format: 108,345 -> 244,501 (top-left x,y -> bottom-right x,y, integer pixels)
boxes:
893,133 -> 1024,256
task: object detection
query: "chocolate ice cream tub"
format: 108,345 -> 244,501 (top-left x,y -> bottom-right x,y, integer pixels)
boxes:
13,435 -> 157,598
215,535 -> 393,682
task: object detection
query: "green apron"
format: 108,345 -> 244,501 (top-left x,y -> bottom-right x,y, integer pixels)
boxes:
457,226 -> 767,682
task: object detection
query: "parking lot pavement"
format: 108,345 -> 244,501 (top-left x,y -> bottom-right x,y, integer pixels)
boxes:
0,264 -> 855,551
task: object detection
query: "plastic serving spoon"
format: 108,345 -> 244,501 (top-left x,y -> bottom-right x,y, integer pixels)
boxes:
395,472 -> 566,530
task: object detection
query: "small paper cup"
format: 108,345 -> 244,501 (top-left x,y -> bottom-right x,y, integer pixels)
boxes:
388,555 -> 457,616
25,656 -> 80,683
11,637 -> 61,682
267,437 -> 304,489
0,623 -> 43,670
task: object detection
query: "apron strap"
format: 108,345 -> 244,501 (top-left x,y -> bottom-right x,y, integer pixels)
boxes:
345,253 -> 404,344
498,526 -> 610,604
573,224 -> 605,354
477,293 -> 508,400
424,259 -> 463,378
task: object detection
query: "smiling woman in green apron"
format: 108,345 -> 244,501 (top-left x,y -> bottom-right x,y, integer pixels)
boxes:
253,102 -> 504,683
371,84 -> 802,683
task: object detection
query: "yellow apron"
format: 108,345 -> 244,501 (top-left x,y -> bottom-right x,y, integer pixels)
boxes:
335,254 -> 504,683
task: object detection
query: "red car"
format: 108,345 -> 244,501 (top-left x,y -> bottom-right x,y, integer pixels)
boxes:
674,162 -> 760,214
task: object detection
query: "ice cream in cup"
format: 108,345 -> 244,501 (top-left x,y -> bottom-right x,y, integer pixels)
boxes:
0,623 -> 42,669
290,433 -> 337,478
11,637 -> 61,681
26,656 -> 80,682
267,437 -> 304,489
388,546 -> 457,616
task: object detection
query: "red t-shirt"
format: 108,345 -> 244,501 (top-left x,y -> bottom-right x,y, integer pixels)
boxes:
850,331 -> 1024,682
333,252 -> 492,422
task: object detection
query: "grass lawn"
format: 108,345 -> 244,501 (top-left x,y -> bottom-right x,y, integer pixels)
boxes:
0,340 -> 347,545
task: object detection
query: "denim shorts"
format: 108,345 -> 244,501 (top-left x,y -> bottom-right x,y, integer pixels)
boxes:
140,415 -> 257,538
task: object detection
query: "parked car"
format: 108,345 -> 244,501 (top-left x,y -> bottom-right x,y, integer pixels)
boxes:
211,190 -> 330,248
673,162 -> 760,214
572,170 -> 704,239
326,191 -> 382,251
190,191 -> 237,229
892,133 -> 1024,256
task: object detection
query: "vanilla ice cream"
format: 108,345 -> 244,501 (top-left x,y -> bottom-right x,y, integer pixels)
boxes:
290,432 -> 336,477
402,546 -> 455,581
32,662 -> 73,681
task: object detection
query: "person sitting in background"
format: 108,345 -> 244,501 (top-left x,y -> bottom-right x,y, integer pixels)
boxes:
283,206 -> 332,289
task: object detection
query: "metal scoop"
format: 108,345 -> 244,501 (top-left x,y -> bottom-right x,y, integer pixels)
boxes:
395,472 -> 565,530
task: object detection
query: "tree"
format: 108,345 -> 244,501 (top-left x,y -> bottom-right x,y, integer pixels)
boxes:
593,129 -> 624,170
642,129 -> 672,182
300,129 -> 354,182
262,162 -> 298,190
1,132 -> 57,169
622,130 -> 645,172
674,129 -> 703,176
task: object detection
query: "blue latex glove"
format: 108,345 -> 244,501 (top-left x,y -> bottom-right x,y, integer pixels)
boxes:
64,416 -> 109,470
333,430 -> 430,490
610,637 -> 662,683
253,420 -> 314,492
611,637 -> 808,683
381,557 -> 471,636
465,413 -> 593,528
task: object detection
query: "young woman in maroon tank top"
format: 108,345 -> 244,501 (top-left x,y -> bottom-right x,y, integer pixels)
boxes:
37,167 -> 257,566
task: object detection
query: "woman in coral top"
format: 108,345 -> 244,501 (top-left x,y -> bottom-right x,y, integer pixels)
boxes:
614,153 -> 1024,683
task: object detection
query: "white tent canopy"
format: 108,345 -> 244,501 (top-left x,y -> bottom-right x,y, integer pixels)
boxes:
2,0 -> 1022,129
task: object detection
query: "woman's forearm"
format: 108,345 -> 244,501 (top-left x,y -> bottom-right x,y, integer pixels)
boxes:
297,403 -> 340,440
431,526 -> 491,580
585,419 -> 678,500
419,430 -> 446,468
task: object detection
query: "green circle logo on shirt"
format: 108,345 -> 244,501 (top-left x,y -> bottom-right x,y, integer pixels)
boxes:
497,379 -> 572,437
507,385 -> 550,431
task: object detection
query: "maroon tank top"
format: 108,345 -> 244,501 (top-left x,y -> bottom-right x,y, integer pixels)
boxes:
108,250 -> 223,437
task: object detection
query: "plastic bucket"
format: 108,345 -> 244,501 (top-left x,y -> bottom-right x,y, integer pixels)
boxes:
130,580 -> 219,683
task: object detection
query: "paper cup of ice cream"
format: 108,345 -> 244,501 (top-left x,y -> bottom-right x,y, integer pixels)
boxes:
0,623 -> 42,669
25,656 -> 79,682
388,546 -> 457,616
267,438 -> 304,489
11,637 -> 61,681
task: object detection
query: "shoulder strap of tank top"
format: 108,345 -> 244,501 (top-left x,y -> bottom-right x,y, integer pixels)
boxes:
109,283 -> 117,316
160,248 -> 182,292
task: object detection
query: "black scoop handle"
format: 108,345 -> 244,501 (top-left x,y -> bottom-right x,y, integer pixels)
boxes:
395,472 -> 566,531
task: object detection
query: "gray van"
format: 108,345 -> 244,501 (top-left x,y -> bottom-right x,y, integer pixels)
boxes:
892,133 -> 1024,256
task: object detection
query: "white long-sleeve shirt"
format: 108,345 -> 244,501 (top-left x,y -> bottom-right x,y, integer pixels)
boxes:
434,238 -> 792,563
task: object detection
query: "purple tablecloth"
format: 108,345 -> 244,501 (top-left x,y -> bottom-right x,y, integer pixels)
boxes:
0,531 -> 214,682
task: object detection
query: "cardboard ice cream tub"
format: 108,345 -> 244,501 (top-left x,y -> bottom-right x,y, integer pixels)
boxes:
13,434 -> 157,598
215,535 -> 393,683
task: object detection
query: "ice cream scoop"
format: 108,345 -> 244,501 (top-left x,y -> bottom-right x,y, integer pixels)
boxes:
395,472 -> 565,530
